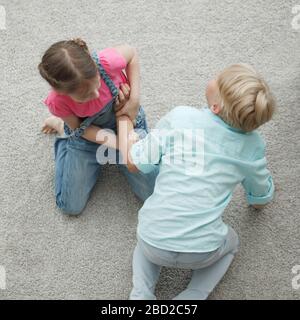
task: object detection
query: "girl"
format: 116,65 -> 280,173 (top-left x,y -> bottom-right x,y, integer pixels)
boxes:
38,38 -> 158,215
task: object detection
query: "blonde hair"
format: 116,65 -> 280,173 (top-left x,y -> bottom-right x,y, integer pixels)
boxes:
217,64 -> 275,132
38,38 -> 97,93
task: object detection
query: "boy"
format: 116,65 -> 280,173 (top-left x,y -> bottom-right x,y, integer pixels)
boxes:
117,63 -> 275,300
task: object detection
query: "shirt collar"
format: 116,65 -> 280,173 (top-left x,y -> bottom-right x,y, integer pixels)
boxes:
205,106 -> 247,134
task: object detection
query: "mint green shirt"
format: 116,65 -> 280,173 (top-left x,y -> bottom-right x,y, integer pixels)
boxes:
130,106 -> 275,253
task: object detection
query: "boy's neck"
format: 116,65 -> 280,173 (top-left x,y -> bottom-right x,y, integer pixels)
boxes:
206,107 -> 247,134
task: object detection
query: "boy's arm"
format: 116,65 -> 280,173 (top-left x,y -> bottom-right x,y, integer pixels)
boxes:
242,156 -> 275,209
117,115 -> 139,172
117,115 -> 169,174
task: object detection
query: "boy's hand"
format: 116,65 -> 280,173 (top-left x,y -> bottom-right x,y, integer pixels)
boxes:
251,204 -> 266,210
128,130 -> 140,144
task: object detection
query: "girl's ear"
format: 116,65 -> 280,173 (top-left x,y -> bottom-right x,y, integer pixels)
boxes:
211,104 -> 221,115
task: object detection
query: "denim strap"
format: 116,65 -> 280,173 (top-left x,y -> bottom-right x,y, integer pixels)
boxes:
68,51 -> 119,139
91,51 -> 119,97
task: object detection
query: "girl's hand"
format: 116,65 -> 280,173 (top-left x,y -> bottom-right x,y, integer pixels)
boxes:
116,98 -> 140,121
115,84 -> 140,121
115,83 -> 131,112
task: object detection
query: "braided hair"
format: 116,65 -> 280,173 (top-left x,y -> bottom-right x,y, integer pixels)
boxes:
38,38 -> 97,93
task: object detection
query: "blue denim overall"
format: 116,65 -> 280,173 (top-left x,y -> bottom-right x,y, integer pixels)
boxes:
54,51 -> 158,215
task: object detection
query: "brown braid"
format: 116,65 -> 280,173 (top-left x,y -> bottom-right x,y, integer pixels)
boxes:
38,38 -> 97,93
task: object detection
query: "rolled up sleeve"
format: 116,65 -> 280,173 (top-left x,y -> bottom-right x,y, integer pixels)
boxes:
130,117 -> 170,173
242,157 -> 275,205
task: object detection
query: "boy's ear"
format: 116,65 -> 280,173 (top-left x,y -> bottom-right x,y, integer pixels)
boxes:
211,104 -> 221,115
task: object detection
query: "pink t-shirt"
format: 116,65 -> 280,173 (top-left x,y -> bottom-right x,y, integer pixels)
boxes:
44,48 -> 128,118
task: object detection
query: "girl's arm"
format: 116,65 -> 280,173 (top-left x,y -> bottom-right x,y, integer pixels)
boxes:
61,115 -> 118,149
114,45 -> 140,120
60,84 -> 131,149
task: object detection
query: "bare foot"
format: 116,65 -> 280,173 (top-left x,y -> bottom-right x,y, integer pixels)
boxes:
42,116 -> 64,135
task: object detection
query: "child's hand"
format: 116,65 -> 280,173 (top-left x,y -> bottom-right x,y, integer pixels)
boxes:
115,84 -> 139,121
116,98 -> 140,121
129,130 -> 140,144
251,204 -> 266,210
115,83 -> 131,112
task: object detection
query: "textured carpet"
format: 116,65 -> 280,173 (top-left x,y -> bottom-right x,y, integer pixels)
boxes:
0,0 -> 299,299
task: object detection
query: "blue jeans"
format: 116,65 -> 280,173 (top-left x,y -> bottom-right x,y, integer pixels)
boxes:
130,226 -> 239,300
54,107 -> 158,215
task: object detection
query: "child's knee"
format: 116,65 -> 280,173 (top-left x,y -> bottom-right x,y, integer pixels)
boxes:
56,197 -> 85,216
60,208 -> 83,216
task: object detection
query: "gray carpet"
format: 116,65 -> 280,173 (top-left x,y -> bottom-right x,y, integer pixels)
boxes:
0,0 -> 299,300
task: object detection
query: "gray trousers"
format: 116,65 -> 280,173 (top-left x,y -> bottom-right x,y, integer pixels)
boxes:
130,226 -> 239,300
